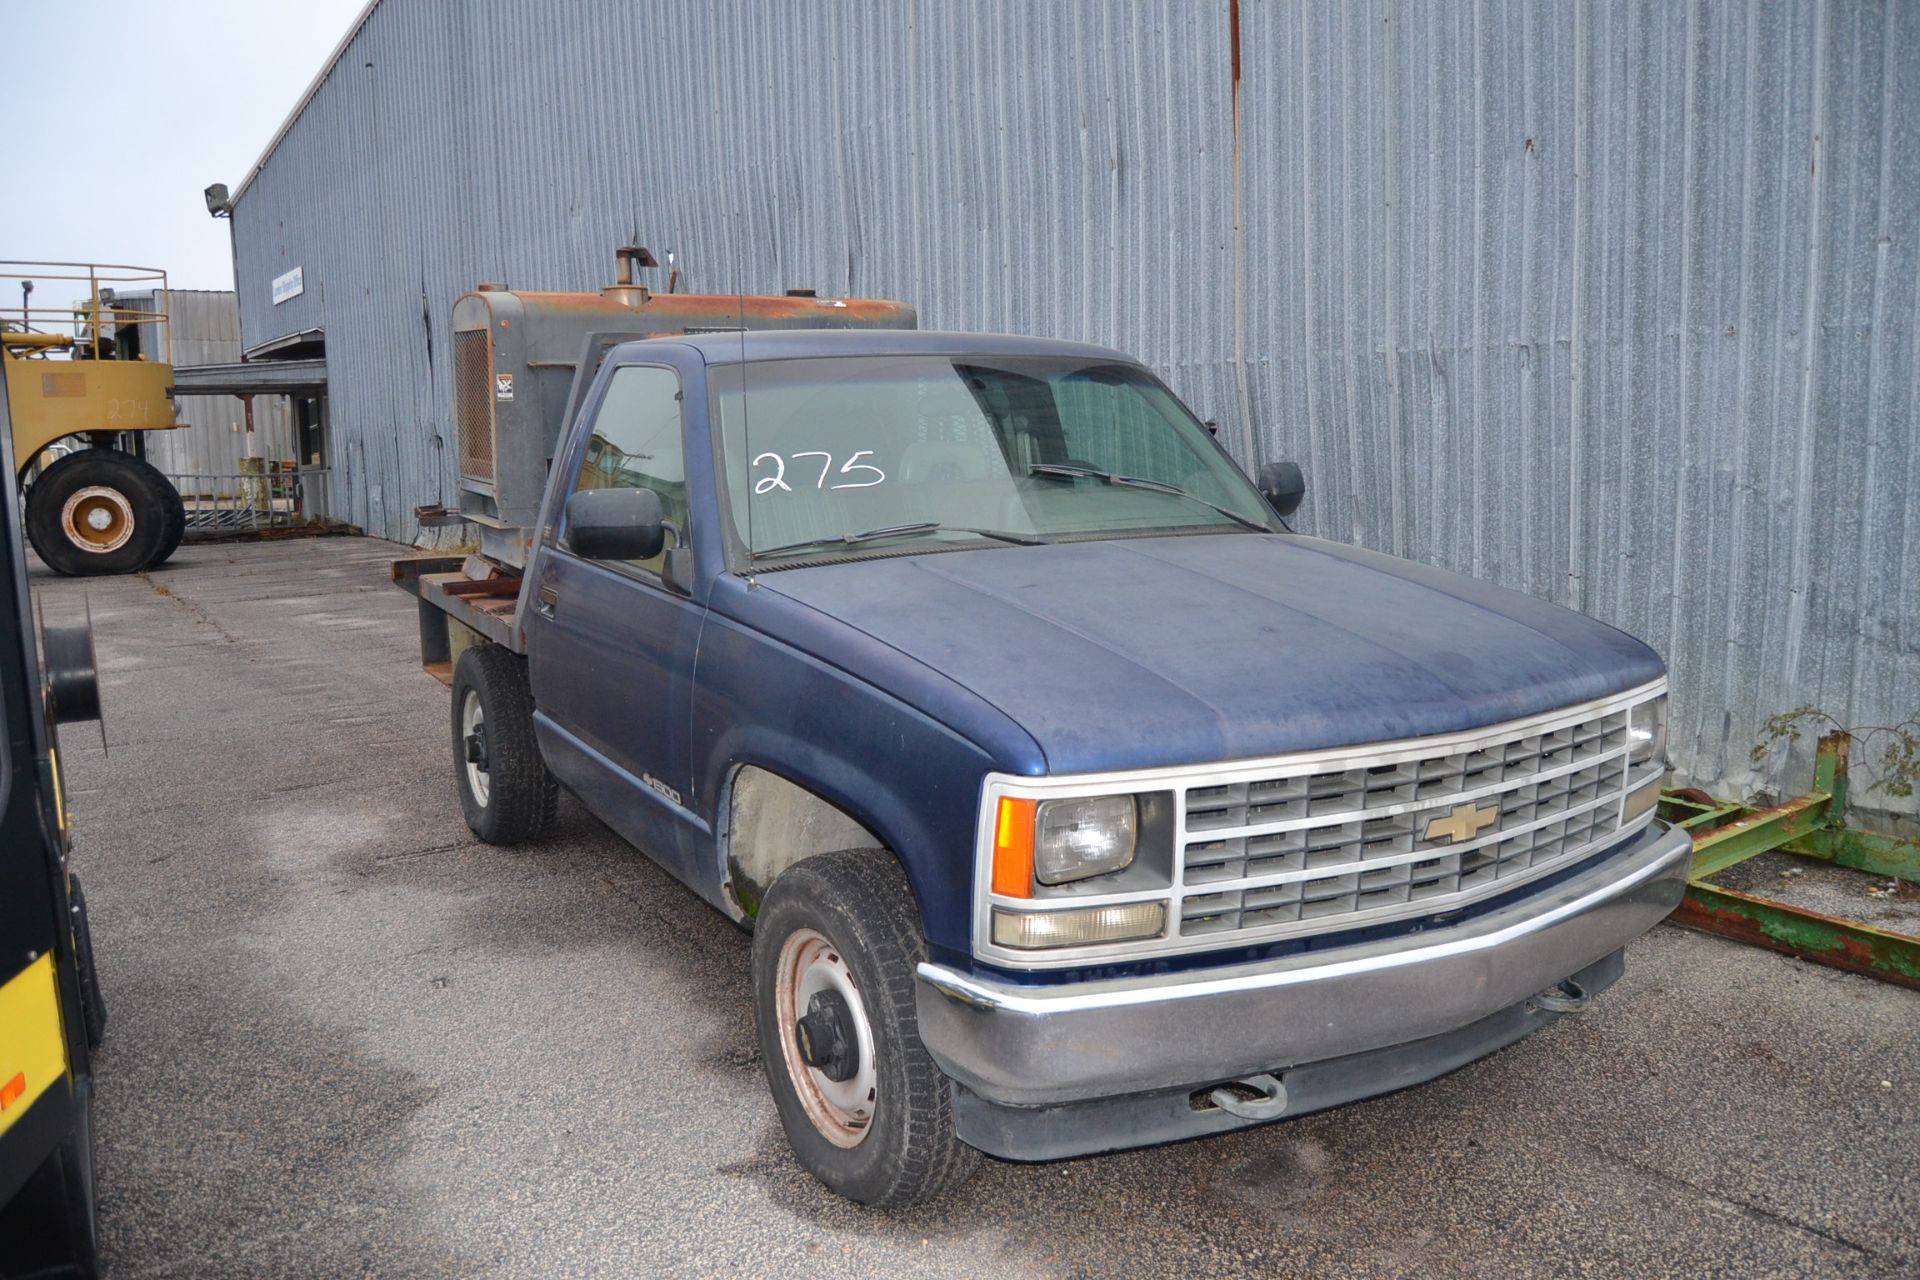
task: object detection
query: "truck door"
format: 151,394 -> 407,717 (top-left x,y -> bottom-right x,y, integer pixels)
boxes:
524,362 -> 705,879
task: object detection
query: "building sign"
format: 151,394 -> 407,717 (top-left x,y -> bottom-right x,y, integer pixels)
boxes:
494,373 -> 514,401
271,266 -> 304,306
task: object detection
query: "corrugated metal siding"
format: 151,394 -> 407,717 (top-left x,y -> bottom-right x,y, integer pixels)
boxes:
114,289 -> 297,475
230,0 -> 1920,806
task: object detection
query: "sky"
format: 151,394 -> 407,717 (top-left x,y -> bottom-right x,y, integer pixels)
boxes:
2,0 -> 370,292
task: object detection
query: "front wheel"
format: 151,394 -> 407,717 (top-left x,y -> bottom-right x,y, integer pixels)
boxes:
450,644 -> 558,844
23,449 -> 172,576
751,850 -> 979,1206
127,455 -> 187,566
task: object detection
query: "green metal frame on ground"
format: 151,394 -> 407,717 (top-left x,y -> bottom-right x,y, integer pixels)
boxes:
1660,733 -> 1920,990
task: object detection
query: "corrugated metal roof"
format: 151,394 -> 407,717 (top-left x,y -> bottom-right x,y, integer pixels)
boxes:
228,0 -> 1920,809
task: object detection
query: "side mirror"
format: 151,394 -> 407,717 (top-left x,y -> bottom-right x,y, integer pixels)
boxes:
566,487 -> 666,561
1257,461 -> 1306,519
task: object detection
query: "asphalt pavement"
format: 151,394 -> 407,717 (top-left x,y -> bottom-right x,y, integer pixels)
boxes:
31,535 -> 1920,1279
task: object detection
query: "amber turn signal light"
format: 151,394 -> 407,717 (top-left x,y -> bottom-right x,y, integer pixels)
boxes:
991,797 -> 1037,899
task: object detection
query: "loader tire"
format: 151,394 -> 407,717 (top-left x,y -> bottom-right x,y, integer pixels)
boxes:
24,449 -> 171,576
126,455 -> 187,566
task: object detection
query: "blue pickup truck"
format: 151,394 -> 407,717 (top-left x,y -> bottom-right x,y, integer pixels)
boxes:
399,281 -> 1690,1207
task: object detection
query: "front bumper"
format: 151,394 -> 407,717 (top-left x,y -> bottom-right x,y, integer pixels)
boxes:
917,819 -> 1691,1122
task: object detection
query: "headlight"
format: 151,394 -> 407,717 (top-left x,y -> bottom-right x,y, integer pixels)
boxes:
1034,795 -> 1137,885
1628,695 -> 1669,770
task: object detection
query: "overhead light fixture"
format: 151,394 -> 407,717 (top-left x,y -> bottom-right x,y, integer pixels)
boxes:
204,183 -> 233,218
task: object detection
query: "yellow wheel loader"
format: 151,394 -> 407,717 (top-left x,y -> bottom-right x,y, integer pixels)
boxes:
3,262 -> 187,575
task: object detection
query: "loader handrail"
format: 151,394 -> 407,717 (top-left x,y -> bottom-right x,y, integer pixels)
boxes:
0,261 -> 171,363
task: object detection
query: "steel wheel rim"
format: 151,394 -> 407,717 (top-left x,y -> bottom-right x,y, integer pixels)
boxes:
775,927 -> 878,1149
61,486 -> 135,553
461,688 -> 490,807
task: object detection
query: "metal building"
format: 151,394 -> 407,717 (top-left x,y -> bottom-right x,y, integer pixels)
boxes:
97,287 -> 325,530
226,0 -> 1920,808
107,288 -> 297,478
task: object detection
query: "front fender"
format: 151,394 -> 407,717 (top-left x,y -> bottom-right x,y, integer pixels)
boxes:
692,606 -> 1017,967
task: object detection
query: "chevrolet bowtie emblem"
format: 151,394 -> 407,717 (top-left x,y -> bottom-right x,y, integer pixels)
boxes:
1424,801 -> 1500,845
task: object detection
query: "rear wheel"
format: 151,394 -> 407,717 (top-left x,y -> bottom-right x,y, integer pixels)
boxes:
23,449 -> 171,576
450,644 -> 558,844
752,850 -> 979,1206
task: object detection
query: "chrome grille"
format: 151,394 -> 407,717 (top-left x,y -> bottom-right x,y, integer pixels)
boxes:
974,683 -> 1668,968
1176,707 -> 1636,940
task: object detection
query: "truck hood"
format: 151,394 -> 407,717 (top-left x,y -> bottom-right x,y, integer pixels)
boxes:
760,534 -> 1665,776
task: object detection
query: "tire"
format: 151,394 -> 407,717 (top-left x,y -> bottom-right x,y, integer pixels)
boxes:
450,644 -> 558,844
69,876 -> 107,1052
58,1106 -> 100,1279
23,449 -> 170,576
125,454 -> 186,566
752,850 -> 979,1206
0,1101 -> 98,1279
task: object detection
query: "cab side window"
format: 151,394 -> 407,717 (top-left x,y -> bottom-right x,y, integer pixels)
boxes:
570,365 -> 685,577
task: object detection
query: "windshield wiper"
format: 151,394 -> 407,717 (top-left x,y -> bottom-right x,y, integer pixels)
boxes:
752,522 -> 1043,559
1027,464 -> 1272,533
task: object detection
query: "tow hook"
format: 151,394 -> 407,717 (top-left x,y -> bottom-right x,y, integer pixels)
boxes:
1206,1072 -> 1289,1121
1528,977 -> 1595,1015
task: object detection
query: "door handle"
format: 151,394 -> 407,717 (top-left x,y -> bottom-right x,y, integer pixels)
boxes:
534,583 -> 559,618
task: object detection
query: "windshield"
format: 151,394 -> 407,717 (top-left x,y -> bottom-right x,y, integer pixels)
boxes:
710,354 -> 1273,563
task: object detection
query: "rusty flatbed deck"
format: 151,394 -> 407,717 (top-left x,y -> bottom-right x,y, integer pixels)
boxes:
391,554 -> 524,656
